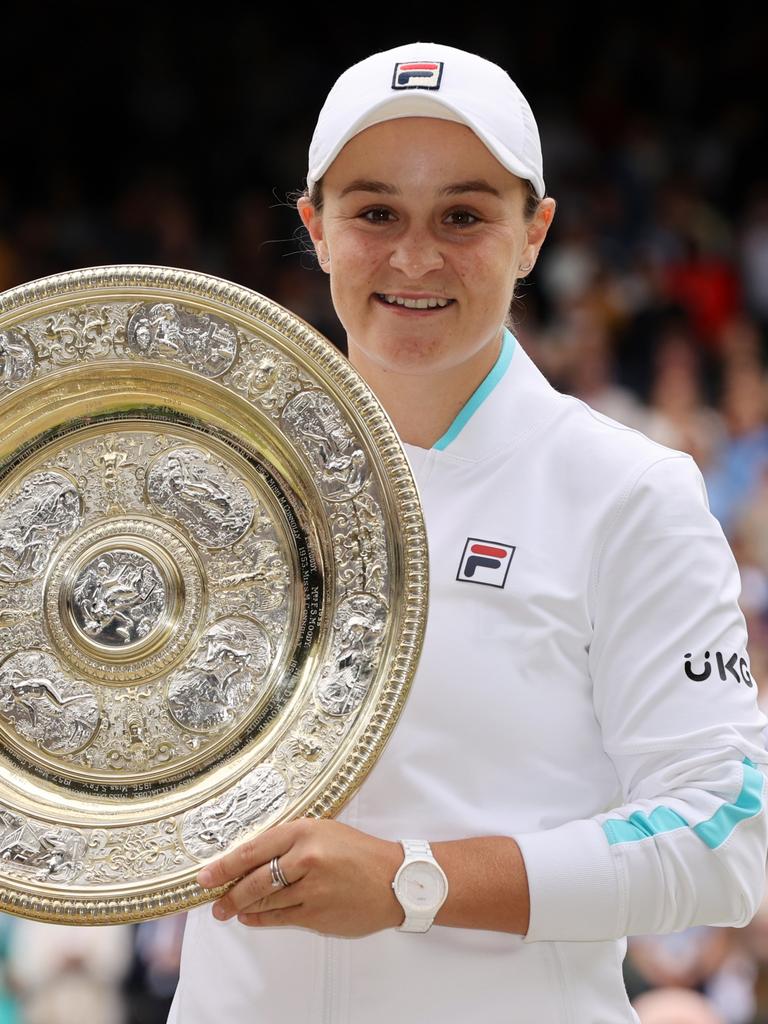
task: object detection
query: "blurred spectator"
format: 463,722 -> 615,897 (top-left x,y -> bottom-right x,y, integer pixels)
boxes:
125,915 -> 185,1024
6,920 -> 132,1024
643,328 -> 726,468
739,184 -> 768,349
0,916 -> 18,1024
703,363 -> 768,533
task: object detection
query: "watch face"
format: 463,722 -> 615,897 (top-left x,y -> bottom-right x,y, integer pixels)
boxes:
396,861 -> 447,910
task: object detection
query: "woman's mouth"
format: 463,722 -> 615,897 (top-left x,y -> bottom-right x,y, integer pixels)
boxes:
374,293 -> 455,311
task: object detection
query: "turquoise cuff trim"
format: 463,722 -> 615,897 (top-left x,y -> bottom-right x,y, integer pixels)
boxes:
603,807 -> 689,845
602,757 -> 764,850
432,328 -> 516,451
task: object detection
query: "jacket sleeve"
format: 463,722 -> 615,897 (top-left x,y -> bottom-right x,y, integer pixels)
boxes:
514,453 -> 768,943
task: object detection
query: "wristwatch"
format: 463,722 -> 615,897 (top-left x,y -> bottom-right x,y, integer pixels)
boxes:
391,839 -> 449,933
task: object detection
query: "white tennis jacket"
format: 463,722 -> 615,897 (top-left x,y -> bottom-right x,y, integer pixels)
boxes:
168,329 -> 768,1023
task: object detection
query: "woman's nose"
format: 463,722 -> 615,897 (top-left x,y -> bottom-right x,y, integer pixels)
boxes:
388,226 -> 445,278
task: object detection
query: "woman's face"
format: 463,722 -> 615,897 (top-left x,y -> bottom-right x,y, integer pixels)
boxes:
298,117 -> 555,381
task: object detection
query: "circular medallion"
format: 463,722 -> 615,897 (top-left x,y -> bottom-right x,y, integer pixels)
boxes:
0,265 -> 428,924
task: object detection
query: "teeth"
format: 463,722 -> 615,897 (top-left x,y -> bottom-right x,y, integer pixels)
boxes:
379,294 -> 451,309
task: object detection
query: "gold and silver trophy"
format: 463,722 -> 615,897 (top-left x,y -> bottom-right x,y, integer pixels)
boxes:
0,265 -> 427,923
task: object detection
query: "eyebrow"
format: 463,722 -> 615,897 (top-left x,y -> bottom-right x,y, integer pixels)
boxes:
337,178 -> 504,199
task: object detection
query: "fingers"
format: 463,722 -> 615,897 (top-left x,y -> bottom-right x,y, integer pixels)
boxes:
196,822 -> 296,889
240,878 -> 306,917
210,847 -> 307,921
237,904 -> 306,928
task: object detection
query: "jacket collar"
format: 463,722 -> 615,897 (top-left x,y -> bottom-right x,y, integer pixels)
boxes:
404,328 -> 565,464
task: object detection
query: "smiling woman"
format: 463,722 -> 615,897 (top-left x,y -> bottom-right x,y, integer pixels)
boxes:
297,117 -> 555,448
168,41 -> 768,1024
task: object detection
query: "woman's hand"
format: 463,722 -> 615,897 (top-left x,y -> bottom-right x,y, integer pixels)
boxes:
196,818 -> 404,937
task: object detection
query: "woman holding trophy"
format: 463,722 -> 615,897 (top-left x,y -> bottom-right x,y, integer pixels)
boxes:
168,42 -> 768,1022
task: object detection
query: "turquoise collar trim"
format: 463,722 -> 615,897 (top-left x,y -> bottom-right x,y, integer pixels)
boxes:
432,329 -> 517,451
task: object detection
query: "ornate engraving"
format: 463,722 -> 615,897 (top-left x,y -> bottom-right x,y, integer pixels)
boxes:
229,339 -> 307,413
0,330 -> 35,389
209,537 -> 290,615
0,651 -> 100,754
316,593 -> 388,716
72,550 -> 165,646
126,302 -> 237,377
0,808 -> 86,883
271,711 -> 348,793
181,765 -> 288,858
281,391 -> 367,500
34,306 -> 117,366
45,516 -> 205,685
166,616 -> 272,733
0,472 -> 81,583
328,490 -> 389,596
146,447 -> 254,547
85,820 -> 188,883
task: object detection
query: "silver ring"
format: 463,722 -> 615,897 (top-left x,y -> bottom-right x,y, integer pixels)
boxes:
269,856 -> 289,889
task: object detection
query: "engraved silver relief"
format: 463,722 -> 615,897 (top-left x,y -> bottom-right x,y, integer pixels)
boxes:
281,391 -> 367,500
166,616 -> 272,733
126,302 -> 238,377
0,330 -> 35,389
72,550 -> 165,646
229,340 -> 308,414
271,711 -> 348,792
0,268 -> 425,923
0,472 -> 82,583
0,808 -> 86,883
85,821 -> 188,883
0,651 -> 100,754
181,765 -> 288,858
316,593 -> 388,716
146,446 -> 254,547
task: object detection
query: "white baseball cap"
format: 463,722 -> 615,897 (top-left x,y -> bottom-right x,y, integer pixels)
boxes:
307,41 -> 545,199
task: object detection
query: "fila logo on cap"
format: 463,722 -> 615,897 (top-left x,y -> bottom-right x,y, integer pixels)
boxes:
392,61 -> 444,90
457,538 -> 516,588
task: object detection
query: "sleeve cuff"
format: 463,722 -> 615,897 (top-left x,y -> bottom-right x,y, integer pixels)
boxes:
515,818 -> 623,942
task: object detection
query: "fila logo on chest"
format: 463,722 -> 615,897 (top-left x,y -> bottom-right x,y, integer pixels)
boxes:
456,538 -> 516,588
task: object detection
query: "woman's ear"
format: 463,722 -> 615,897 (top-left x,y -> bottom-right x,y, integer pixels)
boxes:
522,196 -> 557,272
297,196 -> 330,273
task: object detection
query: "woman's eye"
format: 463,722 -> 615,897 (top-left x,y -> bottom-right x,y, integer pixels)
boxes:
446,210 -> 480,226
360,208 -> 393,223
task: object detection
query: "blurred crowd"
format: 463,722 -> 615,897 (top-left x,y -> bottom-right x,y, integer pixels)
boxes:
2,18 -> 768,1024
